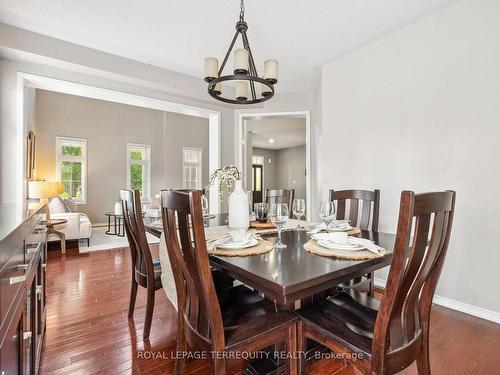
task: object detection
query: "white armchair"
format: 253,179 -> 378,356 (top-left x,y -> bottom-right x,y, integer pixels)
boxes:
48,212 -> 92,246
48,198 -> 92,246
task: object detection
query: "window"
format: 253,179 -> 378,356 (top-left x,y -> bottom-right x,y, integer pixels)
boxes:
127,143 -> 151,201
56,137 -> 87,203
183,147 -> 202,189
252,155 -> 264,165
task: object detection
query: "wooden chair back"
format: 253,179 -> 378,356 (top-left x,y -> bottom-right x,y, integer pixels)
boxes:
121,189 -> 155,285
265,189 -> 295,217
160,189 -> 225,352
372,190 -> 456,373
329,189 -> 380,231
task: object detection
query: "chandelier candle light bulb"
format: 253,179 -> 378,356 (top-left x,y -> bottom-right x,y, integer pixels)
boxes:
214,81 -> 222,96
236,81 -> 248,101
204,57 -> 219,82
264,59 -> 278,84
261,80 -> 272,97
234,48 -> 249,74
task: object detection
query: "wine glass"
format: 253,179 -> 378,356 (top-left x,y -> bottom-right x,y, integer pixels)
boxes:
270,203 -> 289,250
319,201 -> 336,231
254,202 -> 269,223
292,199 -> 306,231
201,195 -> 209,217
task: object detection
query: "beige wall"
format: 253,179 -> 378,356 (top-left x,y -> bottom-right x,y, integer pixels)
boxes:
34,89 -> 209,223
319,0 -> 500,313
252,147 -> 278,192
276,145 -> 306,200
252,146 -> 306,200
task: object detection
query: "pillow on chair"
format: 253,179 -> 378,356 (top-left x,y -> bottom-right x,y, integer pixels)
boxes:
64,198 -> 78,212
49,197 -> 69,214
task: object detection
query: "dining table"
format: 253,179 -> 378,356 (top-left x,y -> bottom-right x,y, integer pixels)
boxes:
145,213 -> 395,374
144,213 -> 395,308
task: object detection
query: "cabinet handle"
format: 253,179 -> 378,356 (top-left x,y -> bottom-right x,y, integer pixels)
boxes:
26,242 -> 42,254
18,263 -> 30,270
42,263 -> 47,269
36,285 -> 43,300
9,275 -> 26,284
23,331 -> 32,340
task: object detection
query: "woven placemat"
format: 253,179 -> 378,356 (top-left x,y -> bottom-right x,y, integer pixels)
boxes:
208,239 -> 273,257
304,239 -> 386,260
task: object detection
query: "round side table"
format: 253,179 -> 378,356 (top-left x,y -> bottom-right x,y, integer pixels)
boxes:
105,212 -> 125,237
46,219 -> 68,255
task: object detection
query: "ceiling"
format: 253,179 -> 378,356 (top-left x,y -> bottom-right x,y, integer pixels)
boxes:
0,0 -> 458,93
248,118 -> 306,150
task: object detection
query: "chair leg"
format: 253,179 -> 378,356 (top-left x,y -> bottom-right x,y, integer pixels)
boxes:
367,272 -> 374,297
210,358 -> 226,375
297,321 -> 307,375
143,287 -> 155,340
128,280 -> 138,317
174,327 -> 187,375
416,324 -> 431,375
286,323 -> 298,375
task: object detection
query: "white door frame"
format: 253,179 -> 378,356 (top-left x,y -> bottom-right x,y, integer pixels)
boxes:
237,111 -> 311,221
16,72 -> 221,215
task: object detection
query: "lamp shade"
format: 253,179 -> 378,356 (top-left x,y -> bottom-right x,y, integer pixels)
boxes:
28,181 -> 64,199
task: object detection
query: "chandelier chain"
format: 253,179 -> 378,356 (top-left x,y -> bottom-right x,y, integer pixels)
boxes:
240,0 -> 245,21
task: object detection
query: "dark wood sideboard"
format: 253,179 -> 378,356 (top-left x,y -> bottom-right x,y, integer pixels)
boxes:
0,204 -> 47,375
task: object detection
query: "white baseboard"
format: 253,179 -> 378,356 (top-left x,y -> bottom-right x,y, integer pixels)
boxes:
374,277 -> 500,324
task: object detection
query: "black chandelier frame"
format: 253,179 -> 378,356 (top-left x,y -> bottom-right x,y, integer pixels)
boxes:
205,2 -> 276,105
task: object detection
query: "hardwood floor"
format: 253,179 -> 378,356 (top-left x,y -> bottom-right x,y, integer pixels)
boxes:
40,242 -> 500,374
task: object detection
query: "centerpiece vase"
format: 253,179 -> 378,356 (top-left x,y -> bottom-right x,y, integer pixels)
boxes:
228,179 -> 249,230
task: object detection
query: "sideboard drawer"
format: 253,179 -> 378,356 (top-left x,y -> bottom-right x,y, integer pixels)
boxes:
0,245 -> 26,328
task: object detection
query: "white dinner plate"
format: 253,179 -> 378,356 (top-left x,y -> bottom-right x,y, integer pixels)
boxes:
317,239 -> 365,251
217,238 -> 258,249
329,225 -> 353,232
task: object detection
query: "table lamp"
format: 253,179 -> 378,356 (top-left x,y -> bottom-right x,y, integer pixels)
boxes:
28,181 -> 64,221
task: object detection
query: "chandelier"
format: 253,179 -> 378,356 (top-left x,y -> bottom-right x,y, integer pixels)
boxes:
204,0 -> 278,104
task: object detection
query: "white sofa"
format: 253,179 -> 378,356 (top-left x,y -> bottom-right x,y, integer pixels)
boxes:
47,198 -> 92,245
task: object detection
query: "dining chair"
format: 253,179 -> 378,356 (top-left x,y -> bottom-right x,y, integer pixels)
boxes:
161,189 -> 298,375
329,189 -> 380,295
297,190 -> 456,375
120,189 -> 163,340
265,189 -> 295,217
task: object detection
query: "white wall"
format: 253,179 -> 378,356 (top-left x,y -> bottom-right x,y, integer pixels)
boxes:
319,0 -> 500,313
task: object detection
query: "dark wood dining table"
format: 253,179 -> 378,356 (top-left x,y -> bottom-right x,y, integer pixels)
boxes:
144,214 -> 395,307
145,214 -> 395,374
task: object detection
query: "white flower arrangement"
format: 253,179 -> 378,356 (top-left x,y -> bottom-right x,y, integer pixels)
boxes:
206,166 -> 241,199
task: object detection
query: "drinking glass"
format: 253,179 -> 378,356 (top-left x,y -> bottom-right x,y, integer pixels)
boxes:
292,199 -> 306,231
254,202 -> 269,222
201,195 -> 209,217
319,201 -> 336,230
270,203 -> 289,250
247,191 -> 253,215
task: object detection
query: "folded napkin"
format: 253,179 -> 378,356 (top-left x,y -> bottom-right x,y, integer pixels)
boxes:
311,232 -> 381,254
308,220 -> 351,234
206,229 -> 257,250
